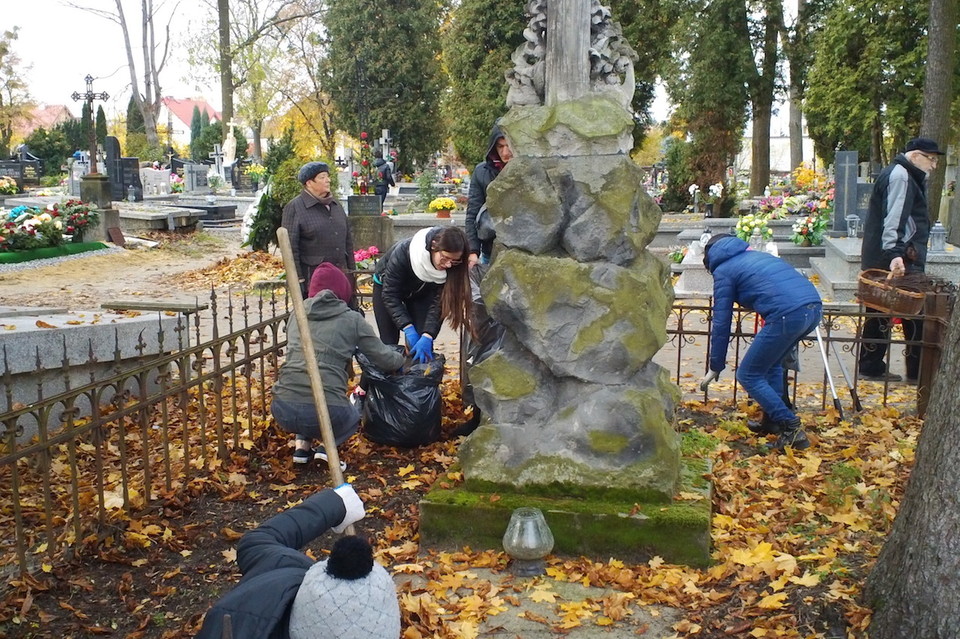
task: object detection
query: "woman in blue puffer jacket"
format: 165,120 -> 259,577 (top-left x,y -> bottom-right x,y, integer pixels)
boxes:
700,234 -> 822,451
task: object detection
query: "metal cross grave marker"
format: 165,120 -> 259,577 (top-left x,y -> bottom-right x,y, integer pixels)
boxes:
71,75 -> 109,174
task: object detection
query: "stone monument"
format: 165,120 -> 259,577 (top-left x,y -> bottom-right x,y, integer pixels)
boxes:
420,0 -> 709,565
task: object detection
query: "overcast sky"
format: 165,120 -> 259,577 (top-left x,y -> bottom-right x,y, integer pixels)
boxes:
9,0 -> 218,118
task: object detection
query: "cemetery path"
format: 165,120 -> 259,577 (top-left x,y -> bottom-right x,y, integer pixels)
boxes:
0,230 -> 246,309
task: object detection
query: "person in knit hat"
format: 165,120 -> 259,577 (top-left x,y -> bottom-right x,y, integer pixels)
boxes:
196,484 -> 402,639
272,263 -> 404,466
282,161 -> 356,298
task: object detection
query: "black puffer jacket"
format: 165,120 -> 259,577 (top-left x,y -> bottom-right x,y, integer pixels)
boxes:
465,124 -> 507,257
374,227 -> 445,337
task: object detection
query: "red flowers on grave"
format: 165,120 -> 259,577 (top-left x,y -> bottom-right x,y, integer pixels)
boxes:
360,131 -> 368,140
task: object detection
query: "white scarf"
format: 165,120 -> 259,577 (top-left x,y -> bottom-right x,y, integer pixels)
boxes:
409,227 -> 447,284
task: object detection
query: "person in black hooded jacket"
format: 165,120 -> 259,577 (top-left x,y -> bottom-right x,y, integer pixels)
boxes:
373,157 -> 395,206
465,123 -> 513,267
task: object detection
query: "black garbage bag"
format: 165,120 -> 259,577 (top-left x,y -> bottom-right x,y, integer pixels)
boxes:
356,347 -> 445,447
462,264 -> 505,406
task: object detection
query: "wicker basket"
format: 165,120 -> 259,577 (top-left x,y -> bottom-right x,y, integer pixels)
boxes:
857,269 -> 925,315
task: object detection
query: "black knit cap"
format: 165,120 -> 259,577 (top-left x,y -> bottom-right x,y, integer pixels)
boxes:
702,233 -> 733,270
298,161 -> 331,184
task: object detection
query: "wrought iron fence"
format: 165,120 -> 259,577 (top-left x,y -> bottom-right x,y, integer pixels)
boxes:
0,291 -> 951,576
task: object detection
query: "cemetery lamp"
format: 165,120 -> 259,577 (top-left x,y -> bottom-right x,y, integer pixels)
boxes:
929,221 -> 947,253
502,507 -> 554,577
845,215 -> 861,239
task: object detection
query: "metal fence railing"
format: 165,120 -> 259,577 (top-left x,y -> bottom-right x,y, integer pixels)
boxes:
1,290 -> 952,575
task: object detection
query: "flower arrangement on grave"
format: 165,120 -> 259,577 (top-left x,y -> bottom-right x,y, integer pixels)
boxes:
170,173 -> 184,193
790,212 -> 829,246
0,176 -> 18,195
207,169 -> 225,193
350,132 -> 376,195
704,182 -> 724,204
51,200 -> 100,242
353,245 -> 380,270
734,213 -> 772,242
245,163 -> 267,183
428,196 -> 456,215
1,205 -> 65,251
667,245 -> 688,264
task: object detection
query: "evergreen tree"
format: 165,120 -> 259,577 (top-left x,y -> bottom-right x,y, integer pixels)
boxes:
805,0 -> 927,166
324,0 -> 445,172
126,95 -> 145,134
201,109 -> 210,129
56,119 -> 85,153
441,0 -> 526,167
190,106 -> 202,144
194,121 -> 223,163
80,102 -> 92,148
95,105 -> 108,146
23,126 -> 71,177
263,125 -> 297,177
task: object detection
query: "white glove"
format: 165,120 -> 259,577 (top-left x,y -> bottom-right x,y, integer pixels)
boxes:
332,483 -> 365,533
699,370 -> 720,392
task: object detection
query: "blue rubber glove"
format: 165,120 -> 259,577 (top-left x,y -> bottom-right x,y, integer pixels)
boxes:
403,326 -> 420,348
410,334 -> 434,363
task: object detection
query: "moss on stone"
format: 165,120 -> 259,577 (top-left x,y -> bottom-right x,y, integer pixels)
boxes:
588,431 -> 630,454
553,96 -> 634,139
470,352 -> 537,400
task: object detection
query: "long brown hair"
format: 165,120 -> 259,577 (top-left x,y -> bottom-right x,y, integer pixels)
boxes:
430,227 -> 474,336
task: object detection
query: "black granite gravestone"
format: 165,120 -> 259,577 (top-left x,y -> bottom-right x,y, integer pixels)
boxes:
120,158 -> 143,201
105,136 -> 123,199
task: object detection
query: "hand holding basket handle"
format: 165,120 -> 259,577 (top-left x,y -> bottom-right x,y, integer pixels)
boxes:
888,257 -> 905,279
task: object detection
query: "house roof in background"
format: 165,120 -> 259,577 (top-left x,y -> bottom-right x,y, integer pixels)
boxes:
15,104 -> 75,138
161,97 -> 221,128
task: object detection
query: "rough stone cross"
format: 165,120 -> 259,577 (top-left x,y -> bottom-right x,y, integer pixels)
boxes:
70,75 -> 109,174
545,0 -> 589,105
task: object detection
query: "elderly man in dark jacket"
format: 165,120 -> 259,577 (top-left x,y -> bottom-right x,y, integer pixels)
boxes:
282,161 -> 356,298
700,234 -> 822,451
858,137 -> 944,382
196,484 -> 400,639
465,123 -> 513,268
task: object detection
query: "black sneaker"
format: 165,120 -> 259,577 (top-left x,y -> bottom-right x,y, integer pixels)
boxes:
314,446 -> 347,471
292,448 -> 313,464
770,419 -> 811,452
747,414 -> 780,435
859,371 -> 902,382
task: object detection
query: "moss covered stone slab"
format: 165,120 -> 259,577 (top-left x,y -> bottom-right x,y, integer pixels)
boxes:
420,456 -> 712,567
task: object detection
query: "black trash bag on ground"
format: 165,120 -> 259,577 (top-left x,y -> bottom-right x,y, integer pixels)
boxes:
356,346 -> 445,448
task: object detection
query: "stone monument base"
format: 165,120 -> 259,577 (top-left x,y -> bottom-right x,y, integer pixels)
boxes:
419,455 -> 712,567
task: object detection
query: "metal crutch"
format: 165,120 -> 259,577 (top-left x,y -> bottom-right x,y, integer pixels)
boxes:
813,326 -> 844,421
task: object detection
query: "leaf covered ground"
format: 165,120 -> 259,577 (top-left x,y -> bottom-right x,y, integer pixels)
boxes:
0,363 -> 919,638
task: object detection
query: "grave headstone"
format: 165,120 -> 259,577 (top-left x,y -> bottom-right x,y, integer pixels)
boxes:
118,158 -> 143,201
105,136 -> 123,199
140,167 -> 170,195
183,163 -> 208,192
0,148 -> 41,191
170,157 -> 187,178
832,151 -> 862,235
69,154 -> 90,197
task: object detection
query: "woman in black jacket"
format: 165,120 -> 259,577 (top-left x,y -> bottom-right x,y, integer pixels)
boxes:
372,226 -> 472,363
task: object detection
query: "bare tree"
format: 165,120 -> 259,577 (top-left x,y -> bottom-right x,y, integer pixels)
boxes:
67,0 -> 180,149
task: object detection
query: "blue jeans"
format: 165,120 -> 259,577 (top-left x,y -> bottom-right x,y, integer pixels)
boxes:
271,397 -> 360,445
735,303 -> 822,423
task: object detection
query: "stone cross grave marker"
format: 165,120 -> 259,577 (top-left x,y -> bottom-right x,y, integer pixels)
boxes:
209,144 -> 224,181
70,75 -> 109,174
832,151 -> 860,234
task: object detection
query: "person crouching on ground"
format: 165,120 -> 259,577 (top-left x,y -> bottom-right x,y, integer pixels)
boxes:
271,263 -> 404,467
699,234 -> 822,451
196,484 -> 401,639
372,226 -> 473,363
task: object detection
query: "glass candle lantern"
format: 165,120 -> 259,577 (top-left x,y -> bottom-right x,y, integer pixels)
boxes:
929,221 -> 947,253
846,214 -> 861,238
502,507 -> 554,577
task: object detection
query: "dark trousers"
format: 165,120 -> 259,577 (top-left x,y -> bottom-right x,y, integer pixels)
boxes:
372,282 -> 433,345
858,306 -> 922,379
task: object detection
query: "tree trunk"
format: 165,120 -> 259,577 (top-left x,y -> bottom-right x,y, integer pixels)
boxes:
788,84 -> 803,171
864,296 -> 960,637
252,119 -> 263,161
919,0 -> 957,224
218,0 -> 233,143
112,0 -> 163,148
751,105 -> 772,196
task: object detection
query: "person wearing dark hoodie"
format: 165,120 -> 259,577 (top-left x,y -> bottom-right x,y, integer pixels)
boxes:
282,162 -> 356,298
372,226 -> 473,363
858,137 -> 943,383
195,484 -> 401,639
271,263 -> 404,467
373,157 -> 395,206
465,123 -> 513,267
700,234 -> 822,451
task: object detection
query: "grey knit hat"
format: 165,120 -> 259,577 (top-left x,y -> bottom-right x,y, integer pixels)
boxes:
298,161 -> 331,184
288,537 -> 401,639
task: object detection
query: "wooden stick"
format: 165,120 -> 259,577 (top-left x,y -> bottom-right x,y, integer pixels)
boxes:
276,228 -> 353,535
